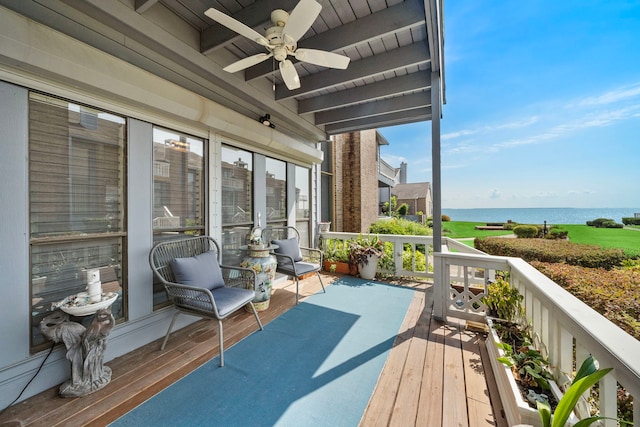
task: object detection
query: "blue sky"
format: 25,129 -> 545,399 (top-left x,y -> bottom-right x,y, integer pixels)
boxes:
378,1 -> 640,209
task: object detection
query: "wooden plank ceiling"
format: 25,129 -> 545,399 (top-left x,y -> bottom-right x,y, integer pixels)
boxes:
3,0 -> 444,141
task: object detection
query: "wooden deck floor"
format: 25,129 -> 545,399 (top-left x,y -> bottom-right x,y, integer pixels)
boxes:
0,274 -> 506,427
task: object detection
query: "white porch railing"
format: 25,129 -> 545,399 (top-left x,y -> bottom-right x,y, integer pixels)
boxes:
320,232 -> 640,425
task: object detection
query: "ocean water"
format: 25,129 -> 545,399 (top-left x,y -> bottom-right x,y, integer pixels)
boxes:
441,207 -> 640,225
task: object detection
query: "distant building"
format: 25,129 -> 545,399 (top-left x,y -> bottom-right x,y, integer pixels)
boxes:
391,182 -> 433,217
323,130 -> 386,233
322,130 -> 432,232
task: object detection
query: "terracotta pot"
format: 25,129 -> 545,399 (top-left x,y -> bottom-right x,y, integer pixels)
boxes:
324,260 -> 356,275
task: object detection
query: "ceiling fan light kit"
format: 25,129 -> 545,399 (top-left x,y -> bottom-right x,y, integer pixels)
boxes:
205,0 -> 350,91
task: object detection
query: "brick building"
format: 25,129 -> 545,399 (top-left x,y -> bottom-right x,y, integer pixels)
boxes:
323,129 -> 387,233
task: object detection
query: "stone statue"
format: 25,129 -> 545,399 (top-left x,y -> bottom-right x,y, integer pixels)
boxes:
40,308 -> 115,397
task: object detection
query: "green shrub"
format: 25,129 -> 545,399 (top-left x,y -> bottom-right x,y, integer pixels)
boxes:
545,227 -> 568,240
513,224 -> 539,238
587,217 -> 623,228
397,203 -> 409,216
402,247 -> 427,272
531,261 -> 640,340
442,214 -> 451,222
474,237 -> 626,269
503,222 -> 518,230
369,217 -> 431,236
622,217 -> 640,226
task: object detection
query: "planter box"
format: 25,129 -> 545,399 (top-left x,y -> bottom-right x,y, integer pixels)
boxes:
486,318 -> 568,427
323,260 -> 356,275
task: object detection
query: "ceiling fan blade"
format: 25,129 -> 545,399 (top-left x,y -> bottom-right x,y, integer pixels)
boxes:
294,49 -> 350,69
282,0 -> 322,43
204,8 -> 269,46
223,53 -> 273,73
279,59 -> 301,90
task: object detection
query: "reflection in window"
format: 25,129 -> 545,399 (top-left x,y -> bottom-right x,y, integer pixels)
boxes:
265,157 -> 286,225
221,146 -> 253,265
295,166 -> 310,246
29,93 -> 126,351
152,127 -> 205,308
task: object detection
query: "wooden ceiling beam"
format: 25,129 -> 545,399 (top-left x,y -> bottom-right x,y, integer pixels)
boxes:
324,107 -> 432,135
275,41 -> 430,100
134,0 -> 159,14
314,91 -> 431,125
298,72 -> 431,114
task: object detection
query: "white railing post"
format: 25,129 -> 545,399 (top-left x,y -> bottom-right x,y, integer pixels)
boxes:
432,253 -> 446,320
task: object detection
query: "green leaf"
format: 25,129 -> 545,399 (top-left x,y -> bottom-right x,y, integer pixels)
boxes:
537,400 -> 551,427
572,417 -> 607,427
573,355 -> 598,383
551,367 -> 612,427
497,356 -> 514,367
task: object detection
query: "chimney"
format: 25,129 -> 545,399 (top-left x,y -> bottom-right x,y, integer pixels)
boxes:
400,162 -> 407,184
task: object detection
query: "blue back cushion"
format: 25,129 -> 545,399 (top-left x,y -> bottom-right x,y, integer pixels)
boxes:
170,251 -> 225,290
272,238 -> 302,262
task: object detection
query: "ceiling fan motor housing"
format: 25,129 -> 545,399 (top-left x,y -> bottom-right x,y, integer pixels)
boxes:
270,9 -> 289,26
265,26 -> 296,60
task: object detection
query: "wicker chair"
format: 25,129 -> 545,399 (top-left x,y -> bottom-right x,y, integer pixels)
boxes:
262,226 -> 325,304
149,236 -> 263,366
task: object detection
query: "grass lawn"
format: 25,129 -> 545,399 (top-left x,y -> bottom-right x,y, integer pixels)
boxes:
443,221 -> 640,258
443,221 -> 513,239
560,225 -> 640,258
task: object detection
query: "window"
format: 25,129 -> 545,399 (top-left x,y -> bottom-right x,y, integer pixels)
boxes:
152,127 -> 205,307
221,146 -> 253,265
29,93 -> 126,351
265,157 -> 287,226
295,166 -> 311,247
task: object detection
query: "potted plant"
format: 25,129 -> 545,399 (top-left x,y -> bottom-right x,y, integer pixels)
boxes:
348,235 -> 385,280
322,239 -> 353,274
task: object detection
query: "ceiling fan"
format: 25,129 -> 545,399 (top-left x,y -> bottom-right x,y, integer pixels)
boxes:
205,0 -> 350,90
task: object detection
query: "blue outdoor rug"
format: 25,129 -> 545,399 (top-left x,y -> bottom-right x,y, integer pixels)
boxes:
111,277 -> 415,427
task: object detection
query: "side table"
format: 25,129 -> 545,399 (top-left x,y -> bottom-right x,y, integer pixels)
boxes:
40,293 -> 117,397
239,245 -> 278,311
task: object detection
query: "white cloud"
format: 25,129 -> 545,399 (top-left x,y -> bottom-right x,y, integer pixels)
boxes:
489,189 -> 501,199
570,83 -> 640,107
442,116 -> 538,141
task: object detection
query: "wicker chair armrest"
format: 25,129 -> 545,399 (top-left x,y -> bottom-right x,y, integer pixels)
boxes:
220,265 -> 257,289
299,247 -> 323,264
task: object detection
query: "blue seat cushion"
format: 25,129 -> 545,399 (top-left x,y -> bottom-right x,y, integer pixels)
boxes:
176,287 -> 255,318
272,238 -> 303,263
277,261 -> 319,277
170,251 -> 225,290
211,287 -> 255,317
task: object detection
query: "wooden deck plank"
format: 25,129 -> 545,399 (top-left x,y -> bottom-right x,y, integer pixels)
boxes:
416,310 -> 445,426
388,289 -> 430,427
442,319 -> 470,427
459,327 -> 496,427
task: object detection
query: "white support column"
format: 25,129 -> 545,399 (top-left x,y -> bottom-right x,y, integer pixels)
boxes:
431,70 -> 445,320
